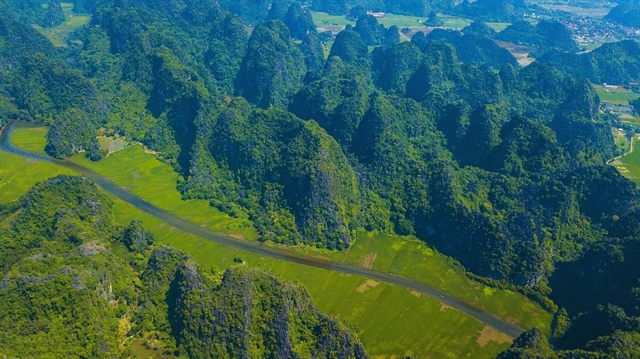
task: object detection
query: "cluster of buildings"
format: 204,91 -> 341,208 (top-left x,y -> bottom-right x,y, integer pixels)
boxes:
560,16 -> 640,40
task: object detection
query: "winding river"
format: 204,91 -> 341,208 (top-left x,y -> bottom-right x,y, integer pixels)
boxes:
0,121 -> 525,339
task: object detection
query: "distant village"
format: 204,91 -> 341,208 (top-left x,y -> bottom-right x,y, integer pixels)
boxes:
560,15 -> 640,44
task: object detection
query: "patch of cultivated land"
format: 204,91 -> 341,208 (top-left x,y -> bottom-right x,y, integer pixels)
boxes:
342,232 -> 553,332
312,11 -> 470,35
72,144 -> 259,240
32,2 -> 91,47
0,150 -> 73,204
594,84 -> 640,105
2,127 -> 558,357
486,22 -> 511,32
10,127 -> 48,155
614,136 -> 640,185
438,14 -> 470,29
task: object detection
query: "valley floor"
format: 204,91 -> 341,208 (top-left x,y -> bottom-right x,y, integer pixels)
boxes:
0,125 -> 554,358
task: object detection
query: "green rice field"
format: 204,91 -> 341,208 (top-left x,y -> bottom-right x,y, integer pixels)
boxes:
0,151 -> 73,204
312,11 -> 470,32
614,136 -> 640,185
110,197 -> 512,358
1,127 -> 558,357
594,84 -> 640,105
486,22 -> 511,32
72,144 -> 259,240
312,12 -> 356,27
32,2 -> 91,47
10,127 -> 48,155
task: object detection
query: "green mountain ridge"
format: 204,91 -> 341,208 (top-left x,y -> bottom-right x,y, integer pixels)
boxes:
540,40 -> 640,85
606,1 -> 640,28
0,175 -> 367,358
0,0 -> 629,291
2,0 -> 640,357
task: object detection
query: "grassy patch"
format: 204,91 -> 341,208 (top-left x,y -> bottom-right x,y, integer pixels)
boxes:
7,128 -> 553,356
71,145 -> 259,240
613,128 -> 630,153
377,14 -> 427,28
614,136 -> 640,185
594,84 -> 640,105
486,22 -> 511,32
111,199 -> 511,358
323,40 -> 335,58
312,12 -> 355,27
342,232 -> 553,334
32,2 -> 91,47
0,151 -> 73,203
10,127 -> 48,155
439,14 -> 471,29
536,4 -> 612,18
311,11 -> 469,33
621,117 -> 640,127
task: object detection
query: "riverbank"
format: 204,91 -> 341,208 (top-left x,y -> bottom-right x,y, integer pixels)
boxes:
0,122 -> 554,357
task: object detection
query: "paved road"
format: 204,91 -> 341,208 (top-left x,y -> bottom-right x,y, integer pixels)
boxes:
0,122 -> 526,339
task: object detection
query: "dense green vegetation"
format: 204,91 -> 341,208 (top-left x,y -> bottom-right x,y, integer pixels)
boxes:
606,0 -> 640,28
46,107 -> 105,159
0,175 -> 367,358
1,142 -> 519,358
4,0 -> 640,357
421,29 -> 517,68
183,100 -> 360,249
311,0 -> 454,17
235,21 -> 306,108
32,2 -> 91,47
0,9 -> 56,68
541,40 -> 640,84
0,0 -> 65,28
453,0 -> 527,22
494,20 -> 578,56
0,0 -> 629,294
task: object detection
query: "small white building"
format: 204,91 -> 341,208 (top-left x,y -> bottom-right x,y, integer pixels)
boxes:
367,10 -> 385,18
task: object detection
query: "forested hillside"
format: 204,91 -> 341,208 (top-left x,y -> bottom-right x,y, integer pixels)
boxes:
606,0 -> 640,28
495,20 -> 578,56
311,0 -> 453,16
420,29 -> 517,68
453,0 -> 527,22
540,40 -> 640,84
0,0 -> 629,293
2,0 -> 640,357
0,176 -> 367,358
0,0 -> 64,28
